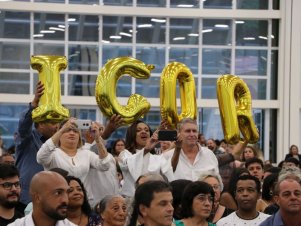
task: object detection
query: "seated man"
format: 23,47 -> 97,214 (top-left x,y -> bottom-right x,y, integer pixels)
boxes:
9,171 -> 75,226
0,164 -> 23,226
217,175 -> 270,226
0,153 -> 15,165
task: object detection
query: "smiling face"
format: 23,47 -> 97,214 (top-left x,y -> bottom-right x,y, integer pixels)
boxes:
179,122 -> 198,148
67,180 -> 84,208
101,196 -> 127,226
135,123 -> 151,149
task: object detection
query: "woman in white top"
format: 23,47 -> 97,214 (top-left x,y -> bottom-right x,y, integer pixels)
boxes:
118,120 -> 174,197
37,118 -> 112,193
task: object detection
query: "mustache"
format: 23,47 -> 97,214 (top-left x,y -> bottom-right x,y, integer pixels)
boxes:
57,203 -> 68,209
7,191 -> 19,198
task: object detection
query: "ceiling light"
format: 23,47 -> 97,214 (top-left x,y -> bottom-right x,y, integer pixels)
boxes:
33,34 -> 44,38
137,24 -> 152,28
173,37 -> 185,41
101,40 -> 110,43
235,20 -> 245,24
188,33 -> 199,37
120,32 -> 132,37
109,35 -> 122,39
258,36 -> 268,40
177,4 -> 194,7
151,18 -> 166,23
202,29 -> 213,33
40,30 -> 55,34
271,35 -> 275,39
243,37 -> 255,40
58,25 -> 65,28
49,27 -> 65,32
214,24 -> 229,28
68,18 -> 76,22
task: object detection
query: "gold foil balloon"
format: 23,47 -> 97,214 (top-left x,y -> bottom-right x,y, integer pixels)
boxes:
160,62 -> 197,128
95,57 -> 154,125
31,55 -> 69,123
216,74 -> 259,144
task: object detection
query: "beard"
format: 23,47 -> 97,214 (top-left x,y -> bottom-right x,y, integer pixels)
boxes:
0,193 -> 20,209
42,203 -> 68,221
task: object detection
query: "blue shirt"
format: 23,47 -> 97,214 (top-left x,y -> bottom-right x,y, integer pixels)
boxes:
15,104 -> 45,204
259,210 -> 284,226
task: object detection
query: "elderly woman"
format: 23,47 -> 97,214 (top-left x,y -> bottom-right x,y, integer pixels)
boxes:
199,173 -> 234,224
118,120 -> 174,197
37,118 -> 112,194
66,176 -> 101,226
96,195 -> 127,226
175,181 -> 216,226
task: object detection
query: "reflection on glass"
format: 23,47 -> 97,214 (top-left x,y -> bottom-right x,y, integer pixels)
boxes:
116,76 -> 132,97
273,0 -> 280,9
68,45 -> 99,71
170,0 -> 199,8
136,76 -> 160,98
69,0 -> 98,4
35,0 -> 65,3
202,49 -> 231,74
203,0 -> 232,9
0,104 -> 27,148
0,42 -> 30,69
34,13 -> 65,40
235,49 -> 267,75
236,20 -> 268,46
170,18 -> 199,45
102,46 -> 132,66
34,43 -> 64,55
102,0 -> 132,6
272,20 -> 279,47
68,108 -> 96,121
0,11 -> 30,39
68,74 -> 97,96
33,73 -> 65,95
136,47 -> 165,73
201,78 -> 217,99
0,73 -> 29,94
103,16 -> 133,43
137,17 -> 166,44
169,48 -> 198,74
69,15 -> 99,41
203,19 -> 232,45
137,0 -> 166,7
271,50 -> 278,100
237,0 -> 268,9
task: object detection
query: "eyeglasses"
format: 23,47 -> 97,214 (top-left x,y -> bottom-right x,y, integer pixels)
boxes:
0,181 -> 21,190
195,194 -> 214,203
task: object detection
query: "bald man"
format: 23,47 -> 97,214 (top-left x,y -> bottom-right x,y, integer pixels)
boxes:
8,171 -> 75,226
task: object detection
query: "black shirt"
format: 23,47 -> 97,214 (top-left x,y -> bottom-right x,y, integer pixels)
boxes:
0,210 -> 24,226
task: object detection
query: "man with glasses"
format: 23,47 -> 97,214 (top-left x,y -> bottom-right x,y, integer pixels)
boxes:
0,164 -> 23,226
259,174 -> 301,226
217,175 -> 269,225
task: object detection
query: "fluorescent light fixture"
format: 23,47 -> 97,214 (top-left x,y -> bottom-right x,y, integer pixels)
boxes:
68,18 -> 76,22
258,36 -> 268,40
109,35 -> 122,39
151,18 -> 166,23
235,20 -> 245,24
177,4 -> 194,7
137,24 -> 152,28
271,35 -> 275,39
40,30 -> 55,34
58,25 -> 65,28
214,24 -> 229,28
173,37 -> 185,41
202,29 -> 213,33
49,27 -> 65,32
33,34 -> 44,38
101,40 -> 110,43
188,33 -> 199,37
243,37 -> 255,40
120,32 -> 132,37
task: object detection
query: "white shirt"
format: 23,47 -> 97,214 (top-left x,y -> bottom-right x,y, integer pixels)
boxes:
118,149 -> 174,197
163,144 -> 219,181
84,142 -> 119,207
37,138 -> 111,192
8,212 -> 76,226
216,211 -> 270,226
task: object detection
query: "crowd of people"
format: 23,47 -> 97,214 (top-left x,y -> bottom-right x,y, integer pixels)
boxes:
0,82 -> 301,226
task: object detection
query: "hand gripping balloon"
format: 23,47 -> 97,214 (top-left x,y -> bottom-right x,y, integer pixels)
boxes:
95,57 -> 154,125
216,74 -> 259,144
160,62 -> 197,128
31,55 -> 70,123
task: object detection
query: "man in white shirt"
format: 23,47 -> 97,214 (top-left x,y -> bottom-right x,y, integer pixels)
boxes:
9,171 -> 75,226
163,118 -> 219,181
217,174 -> 270,226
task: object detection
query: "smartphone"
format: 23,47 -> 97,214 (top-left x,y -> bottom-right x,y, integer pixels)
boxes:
75,119 -> 92,130
158,130 -> 177,141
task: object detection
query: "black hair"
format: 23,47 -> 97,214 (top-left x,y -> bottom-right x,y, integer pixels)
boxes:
111,138 -> 126,156
65,176 -> 91,215
128,180 -> 171,226
0,164 -> 19,179
170,179 -> 192,220
285,157 -> 300,167
181,181 -> 215,218
262,173 -> 279,201
235,174 -> 261,194
245,157 -> 264,169
226,167 -> 250,199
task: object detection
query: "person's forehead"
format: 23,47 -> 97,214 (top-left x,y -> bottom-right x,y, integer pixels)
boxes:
181,123 -> 197,130
248,163 -> 262,168
279,180 -> 301,192
236,179 -> 256,188
2,156 -> 14,161
0,175 -> 19,183
152,191 -> 172,201
137,123 -> 148,129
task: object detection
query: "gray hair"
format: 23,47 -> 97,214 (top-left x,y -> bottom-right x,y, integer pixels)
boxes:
98,195 -> 124,215
177,118 -> 197,131
198,171 -> 224,191
274,167 -> 301,195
